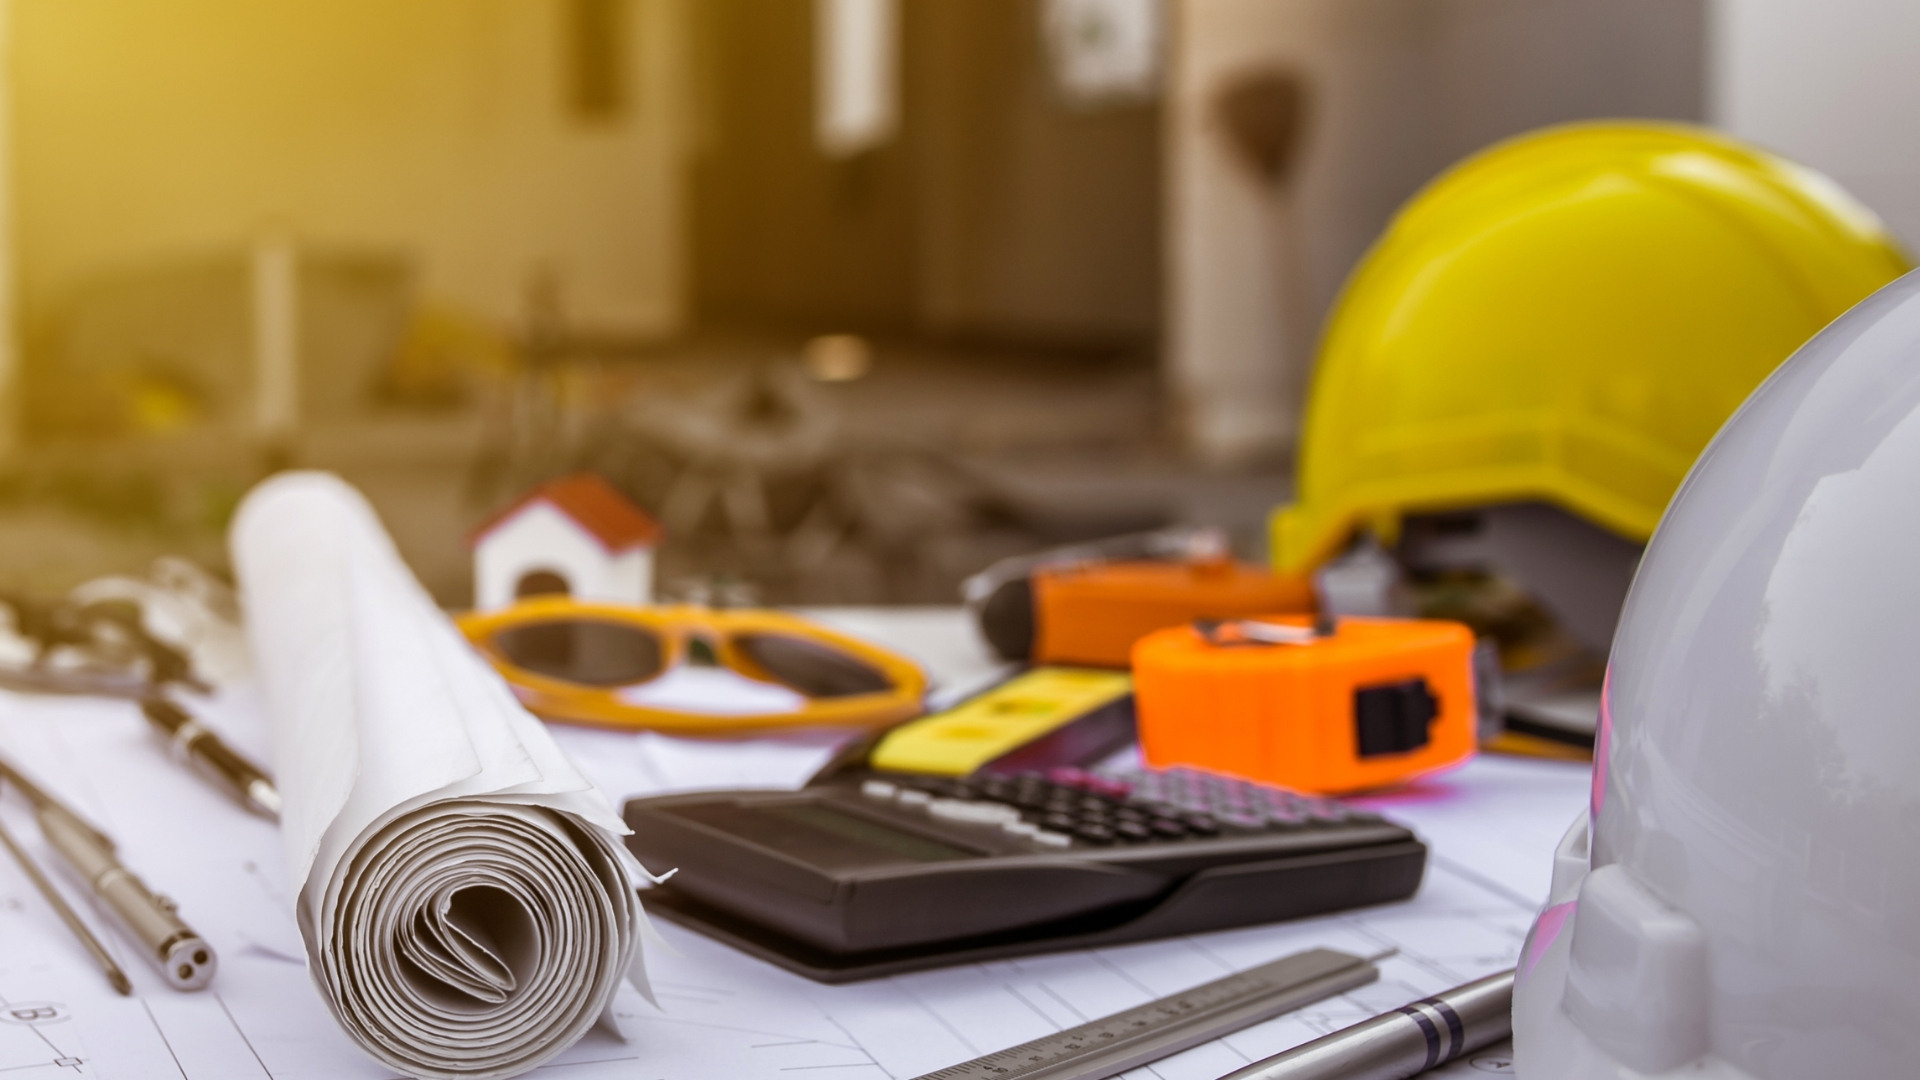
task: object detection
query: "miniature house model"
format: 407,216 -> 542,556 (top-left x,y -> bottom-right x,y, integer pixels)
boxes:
471,473 -> 663,610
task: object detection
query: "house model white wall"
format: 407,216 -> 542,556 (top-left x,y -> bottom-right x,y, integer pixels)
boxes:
471,473 -> 663,610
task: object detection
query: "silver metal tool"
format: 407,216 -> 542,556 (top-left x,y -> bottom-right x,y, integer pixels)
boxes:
911,947 -> 1385,1080
141,696 -> 281,818
35,804 -> 217,991
0,805 -> 132,995
0,760 -> 110,849
0,755 -> 216,991
1215,968 -> 1514,1080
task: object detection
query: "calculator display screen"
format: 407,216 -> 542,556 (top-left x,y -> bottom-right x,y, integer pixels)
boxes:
676,800 -> 977,869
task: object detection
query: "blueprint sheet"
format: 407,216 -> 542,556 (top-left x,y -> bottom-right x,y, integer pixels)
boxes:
0,677 -> 1586,1080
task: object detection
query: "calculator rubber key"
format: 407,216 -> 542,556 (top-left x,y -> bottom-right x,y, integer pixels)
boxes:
1071,823 -> 1116,844
1032,830 -> 1072,848
1180,813 -> 1220,834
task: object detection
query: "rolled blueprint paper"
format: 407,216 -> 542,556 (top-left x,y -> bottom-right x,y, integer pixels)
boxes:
232,472 -> 646,1080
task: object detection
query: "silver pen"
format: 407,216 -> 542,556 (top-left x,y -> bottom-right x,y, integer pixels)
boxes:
141,696 -> 281,818
0,806 -> 132,995
0,756 -> 217,990
36,804 -> 217,991
1215,969 -> 1513,1080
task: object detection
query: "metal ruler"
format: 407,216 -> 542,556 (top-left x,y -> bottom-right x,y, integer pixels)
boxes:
912,947 -> 1384,1080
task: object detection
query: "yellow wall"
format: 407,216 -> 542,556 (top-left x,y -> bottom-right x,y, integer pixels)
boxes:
10,0 -> 689,337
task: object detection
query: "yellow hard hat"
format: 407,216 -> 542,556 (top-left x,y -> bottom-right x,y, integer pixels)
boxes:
1272,122 -> 1909,574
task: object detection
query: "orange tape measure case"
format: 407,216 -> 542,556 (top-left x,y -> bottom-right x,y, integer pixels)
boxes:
1131,616 -> 1477,795
1031,559 -> 1314,668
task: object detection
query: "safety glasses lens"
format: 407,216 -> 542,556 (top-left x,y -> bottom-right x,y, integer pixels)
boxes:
490,619 -> 664,686
732,633 -> 892,698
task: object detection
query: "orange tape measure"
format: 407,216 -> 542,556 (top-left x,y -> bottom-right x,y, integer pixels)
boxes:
1132,615 -> 1477,795
1030,559 -> 1314,668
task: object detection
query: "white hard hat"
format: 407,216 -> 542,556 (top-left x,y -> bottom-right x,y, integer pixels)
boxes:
1512,268 -> 1920,1078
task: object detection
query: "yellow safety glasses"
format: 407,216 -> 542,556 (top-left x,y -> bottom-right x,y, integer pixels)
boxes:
457,599 -> 927,734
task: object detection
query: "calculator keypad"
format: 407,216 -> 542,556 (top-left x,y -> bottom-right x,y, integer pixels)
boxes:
860,767 -> 1378,849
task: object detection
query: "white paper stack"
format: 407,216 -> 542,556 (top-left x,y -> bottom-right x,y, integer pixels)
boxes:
231,472 -> 646,1080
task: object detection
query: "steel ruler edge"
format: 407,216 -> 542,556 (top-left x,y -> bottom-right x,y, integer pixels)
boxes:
913,947 -> 1381,1080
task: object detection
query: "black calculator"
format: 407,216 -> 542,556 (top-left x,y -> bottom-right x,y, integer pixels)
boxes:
624,766 -> 1426,982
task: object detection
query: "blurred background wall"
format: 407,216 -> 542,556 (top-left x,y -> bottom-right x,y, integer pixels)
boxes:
691,0 -> 1161,347
0,0 -> 1734,468
12,0 -> 691,364
1713,0 -> 1920,251
0,0 -> 1913,606
1,0 -> 1913,464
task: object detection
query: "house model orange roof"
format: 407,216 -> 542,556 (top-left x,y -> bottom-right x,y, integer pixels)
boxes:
472,473 -> 663,553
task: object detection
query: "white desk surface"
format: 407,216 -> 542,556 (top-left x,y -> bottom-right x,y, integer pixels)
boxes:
0,607 -> 1589,1079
